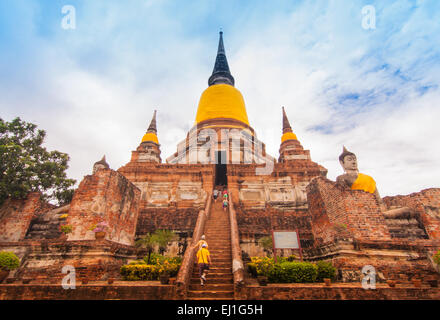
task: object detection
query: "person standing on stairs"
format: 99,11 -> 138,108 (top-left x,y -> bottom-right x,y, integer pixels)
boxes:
192,235 -> 208,250
213,188 -> 219,202
222,198 -> 229,212
196,243 -> 211,286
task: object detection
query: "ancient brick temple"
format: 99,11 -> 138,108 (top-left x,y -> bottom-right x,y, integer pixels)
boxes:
0,32 -> 439,300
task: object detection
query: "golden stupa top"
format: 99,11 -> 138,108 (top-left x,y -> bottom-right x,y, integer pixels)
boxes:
195,84 -> 250,126
194,32 -> 250,127
281,107 -> 297,143
141,110 -> 159,144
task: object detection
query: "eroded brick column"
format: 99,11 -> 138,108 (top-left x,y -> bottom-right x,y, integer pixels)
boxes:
66,169 -> 140,246
0,192 -> 44,242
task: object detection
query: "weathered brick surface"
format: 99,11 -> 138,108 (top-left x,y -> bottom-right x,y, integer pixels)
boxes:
0,283 -> 175,300
0,193 -> 51,242
4,240 -> 137,282
307,177 -> 391,245
136,208 -> 199,235
383,188 -> 440,240
239,284 -> 440,300
66,169 -> 140,246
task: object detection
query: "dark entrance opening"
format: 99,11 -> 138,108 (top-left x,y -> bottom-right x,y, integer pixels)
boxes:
215,151 -> 227,187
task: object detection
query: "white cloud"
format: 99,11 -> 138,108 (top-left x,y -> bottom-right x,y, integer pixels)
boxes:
1,0 -> 439,196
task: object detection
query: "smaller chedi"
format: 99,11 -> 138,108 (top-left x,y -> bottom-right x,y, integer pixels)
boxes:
92,155 -> 110,174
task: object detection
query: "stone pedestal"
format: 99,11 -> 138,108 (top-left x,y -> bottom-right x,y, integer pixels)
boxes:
307,177 -> 391,245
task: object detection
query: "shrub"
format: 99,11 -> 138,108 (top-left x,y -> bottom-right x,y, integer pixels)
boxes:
0,251 -> 20,271
316,261 -> 337,282
434,250 -> 440,266
128,260 -> 146,265
251,257 -> 275,276
157,260 -> 180,277
145,252 -> 165,265
121,256 -> 182,280
120,264 -> 160,281
144,253 -> 182,266
60,225 -> 72,234
267,261 -> 318,283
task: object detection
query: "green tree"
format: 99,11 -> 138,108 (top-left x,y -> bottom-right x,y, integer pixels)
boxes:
259,236 -> 273,256
154,229 -> 177,255
0,117 -> 76,206
135,233 -> 159,264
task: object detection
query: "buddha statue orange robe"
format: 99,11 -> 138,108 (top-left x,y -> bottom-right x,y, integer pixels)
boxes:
351,173 -> 376,194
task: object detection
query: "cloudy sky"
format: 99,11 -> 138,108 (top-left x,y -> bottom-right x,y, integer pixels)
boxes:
1,0 -> 439,196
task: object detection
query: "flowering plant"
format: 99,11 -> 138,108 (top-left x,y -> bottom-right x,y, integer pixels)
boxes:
90,221 -> 108,233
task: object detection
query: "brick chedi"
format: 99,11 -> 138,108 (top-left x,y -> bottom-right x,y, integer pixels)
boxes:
66,159 -> 140,246
0,31 -> 439,299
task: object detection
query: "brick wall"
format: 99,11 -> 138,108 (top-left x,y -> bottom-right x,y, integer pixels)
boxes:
66,169 -> 140,246
383,188 -> 440,240
0,193 -> 50,242
307,177 -> 391,245
0,283 -> 175,300
238,284 -> 440,300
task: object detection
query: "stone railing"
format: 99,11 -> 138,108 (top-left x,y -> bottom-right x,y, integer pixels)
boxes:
175,192 -> 212,299
228,192 -> 245,299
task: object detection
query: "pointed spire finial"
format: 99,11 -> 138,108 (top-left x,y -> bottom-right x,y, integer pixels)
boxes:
282,107 -> 293,134
208,31 -> 235,86
147,109 -> 157,133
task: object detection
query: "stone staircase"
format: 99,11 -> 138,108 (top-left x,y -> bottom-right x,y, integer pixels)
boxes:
25,205 -> 69,240
187,199 -> 234,300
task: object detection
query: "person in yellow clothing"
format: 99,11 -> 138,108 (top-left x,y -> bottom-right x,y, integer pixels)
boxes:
192,235 -> 208,250
196,244 -> 211,286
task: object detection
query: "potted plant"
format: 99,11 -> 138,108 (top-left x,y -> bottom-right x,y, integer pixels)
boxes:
0,251 -> 20,283
90,221 -> 108,240
60,224 -> 72,240
159,261 -> 171,284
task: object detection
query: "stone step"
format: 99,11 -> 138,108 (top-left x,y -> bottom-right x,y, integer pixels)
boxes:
190,277 -> 233,284
189,297 -> 234,301
210,259 -> 232,263
187,290 -> 234,299
208,250 -> 231,254
192,271 -> 233,277
189,283 -> 234,291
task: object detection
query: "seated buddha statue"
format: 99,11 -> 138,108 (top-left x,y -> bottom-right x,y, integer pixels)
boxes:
336,147 -> 417,220
336,146 -> 384,207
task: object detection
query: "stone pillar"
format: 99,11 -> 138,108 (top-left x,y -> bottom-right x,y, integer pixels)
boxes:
66,168 -> 140,246
0,192 -> 43,242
